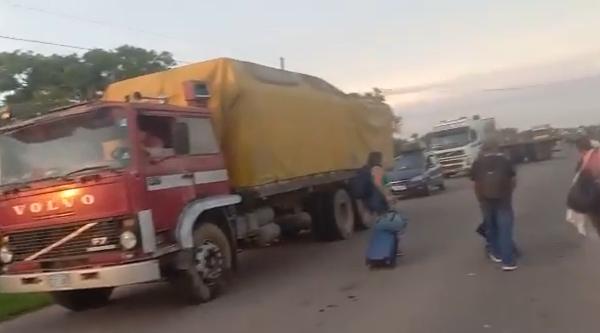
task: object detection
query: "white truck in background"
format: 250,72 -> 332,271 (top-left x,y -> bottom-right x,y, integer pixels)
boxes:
428,115 -> 496,177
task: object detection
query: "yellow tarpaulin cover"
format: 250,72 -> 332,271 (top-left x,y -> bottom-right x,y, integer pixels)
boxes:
104,58 -> 394,189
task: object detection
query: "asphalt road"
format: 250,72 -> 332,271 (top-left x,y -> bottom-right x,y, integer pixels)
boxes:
3,146 -> 600,333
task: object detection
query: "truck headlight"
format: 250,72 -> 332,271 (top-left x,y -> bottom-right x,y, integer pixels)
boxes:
120,231 -> 138,250
0,246 -> 13,264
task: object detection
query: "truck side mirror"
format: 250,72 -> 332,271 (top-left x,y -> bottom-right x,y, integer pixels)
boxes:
426,157 -> 436,169
172,122 -> 190,155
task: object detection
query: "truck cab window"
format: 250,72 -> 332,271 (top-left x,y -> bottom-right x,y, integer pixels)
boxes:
182,117 -> 219,155
138,115 -> 219,160
138,115 -> 175,159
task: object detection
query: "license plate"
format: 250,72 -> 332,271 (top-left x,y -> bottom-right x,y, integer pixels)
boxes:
48,273 -> 70,289
392,185 -> 407,191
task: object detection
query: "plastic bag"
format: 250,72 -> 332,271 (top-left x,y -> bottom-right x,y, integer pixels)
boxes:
374,210 -> 408,234
566,208 -> 588,236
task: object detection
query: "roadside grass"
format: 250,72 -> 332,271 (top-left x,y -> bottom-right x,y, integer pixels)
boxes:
0,293 -> 51,322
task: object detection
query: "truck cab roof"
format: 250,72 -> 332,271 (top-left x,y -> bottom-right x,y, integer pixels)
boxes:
0,102 -> 211,132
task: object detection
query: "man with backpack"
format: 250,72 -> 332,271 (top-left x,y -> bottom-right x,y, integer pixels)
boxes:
471,139 -> 518,271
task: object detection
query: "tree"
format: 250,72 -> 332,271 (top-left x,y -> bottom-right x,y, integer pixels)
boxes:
349,89 -> 401,137
392,114 -> 402,137
393,138 -> 407,156
0,45 -> 176,116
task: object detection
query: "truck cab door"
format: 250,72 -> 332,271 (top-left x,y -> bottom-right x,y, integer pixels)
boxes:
171,116 -> 229,200
138,112 -> 196,232
138,112 -> 229,232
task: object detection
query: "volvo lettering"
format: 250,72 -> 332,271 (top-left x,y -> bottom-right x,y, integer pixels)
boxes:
12,194 -> 96,215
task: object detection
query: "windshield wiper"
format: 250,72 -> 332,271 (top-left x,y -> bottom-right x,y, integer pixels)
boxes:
63,165 -> 120,179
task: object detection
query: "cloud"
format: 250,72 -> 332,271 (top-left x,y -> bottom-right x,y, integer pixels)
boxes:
391,52 -> 600,137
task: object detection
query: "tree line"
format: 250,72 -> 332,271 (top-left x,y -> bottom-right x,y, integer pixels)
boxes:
1,45 -> 407,142
0,45 -> 176,117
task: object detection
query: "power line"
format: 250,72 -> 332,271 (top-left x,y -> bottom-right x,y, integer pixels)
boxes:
0,34 -> 91,51
5,1 -> 183,42
0,34 -> 191,64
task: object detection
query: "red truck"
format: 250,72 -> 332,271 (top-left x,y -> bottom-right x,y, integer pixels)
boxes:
0,59 -> 393,311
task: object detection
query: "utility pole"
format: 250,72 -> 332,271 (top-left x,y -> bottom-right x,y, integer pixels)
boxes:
279,57 -> 285,70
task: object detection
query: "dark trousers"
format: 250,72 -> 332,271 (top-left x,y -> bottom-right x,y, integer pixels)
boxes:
480,199 -> 516,266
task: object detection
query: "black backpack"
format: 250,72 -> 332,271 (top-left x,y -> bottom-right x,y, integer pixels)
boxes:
567,170 -> 600,214
567,150 -> 600,214
478,155 -> 513,199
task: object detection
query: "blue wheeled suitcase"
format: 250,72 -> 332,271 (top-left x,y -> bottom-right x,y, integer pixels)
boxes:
365,228 -> 397,267
365,211 -> 406,268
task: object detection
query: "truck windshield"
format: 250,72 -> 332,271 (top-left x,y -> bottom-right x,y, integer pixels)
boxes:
0,107 -> 130,186
430,127 -> 470,150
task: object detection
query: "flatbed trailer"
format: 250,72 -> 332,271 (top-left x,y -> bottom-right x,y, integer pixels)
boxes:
500,137 -> 560,163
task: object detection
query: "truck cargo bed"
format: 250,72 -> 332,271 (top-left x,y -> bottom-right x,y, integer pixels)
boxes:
104,58 -> 394,189
237,170 -> 356,199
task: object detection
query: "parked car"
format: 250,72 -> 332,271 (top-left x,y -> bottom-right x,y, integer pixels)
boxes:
386,150 -> 445,197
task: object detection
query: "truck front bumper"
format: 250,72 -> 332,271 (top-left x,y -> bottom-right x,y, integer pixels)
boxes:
0,260 -> 161,293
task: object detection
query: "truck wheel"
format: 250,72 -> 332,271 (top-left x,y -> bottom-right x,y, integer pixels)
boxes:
176,222 -> 233,304
329,188 -> 355,240
316,188 -> 354,240
308,188 -> 355,241
354,199 -> 376,230
51,287 -> 113,311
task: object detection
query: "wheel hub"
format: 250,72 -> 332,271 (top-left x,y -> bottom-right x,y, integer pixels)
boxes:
195,241 -> 224,281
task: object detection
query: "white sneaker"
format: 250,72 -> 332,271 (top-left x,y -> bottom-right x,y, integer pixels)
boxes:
502,265 -> 518,271
488,253 -> 502,263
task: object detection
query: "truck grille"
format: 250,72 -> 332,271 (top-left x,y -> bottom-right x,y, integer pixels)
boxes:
441,164 -> 464,171
436,150 -> 464,159
439,158 -> 464,166
7,220 -> 121,262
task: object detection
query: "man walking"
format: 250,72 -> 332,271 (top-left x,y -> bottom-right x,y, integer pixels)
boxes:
471,140 -> 518,271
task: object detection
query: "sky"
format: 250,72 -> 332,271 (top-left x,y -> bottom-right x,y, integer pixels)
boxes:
1,0 -> 600,134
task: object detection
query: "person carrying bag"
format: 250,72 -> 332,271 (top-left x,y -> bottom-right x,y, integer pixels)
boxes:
566,137 -> 600,236
567,149 -> 600,214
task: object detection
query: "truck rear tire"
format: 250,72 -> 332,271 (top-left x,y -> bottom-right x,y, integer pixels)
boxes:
177,222 -> 232,304
309,188 -> 355,241
330,188 -> 355,240
52,287 -> 113,311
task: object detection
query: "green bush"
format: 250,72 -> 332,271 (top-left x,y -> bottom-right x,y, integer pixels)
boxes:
0,293 -> 51,321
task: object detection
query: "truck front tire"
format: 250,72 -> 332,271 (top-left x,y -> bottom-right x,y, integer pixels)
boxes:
51,287 -> 113,311
174,222 -> 232,304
